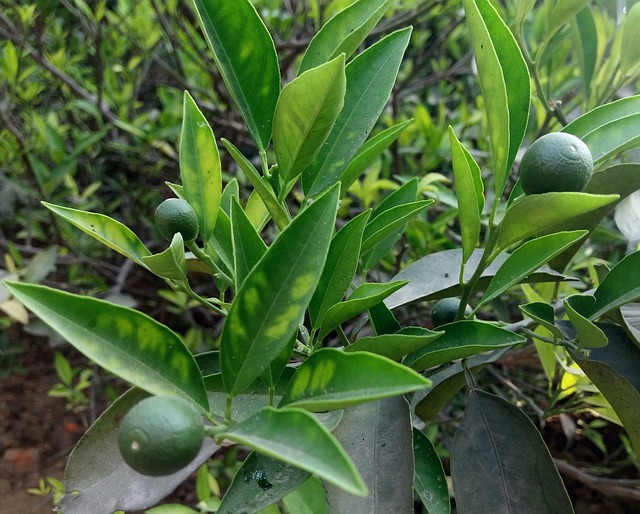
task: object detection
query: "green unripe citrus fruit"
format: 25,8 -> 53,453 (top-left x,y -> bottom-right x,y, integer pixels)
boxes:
155,198 -> 199,242
432,297 -> 471,327
519,132 -> 593,195
118,395 -> 204,476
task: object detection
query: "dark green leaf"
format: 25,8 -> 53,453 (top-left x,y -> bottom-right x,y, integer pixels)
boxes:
325,397 -> 414,513
6,282 -> 209,410
519,302 -> 564,339
279,348 -> 429,411
368,301 -> 401,335
302,28 -> 412,197
404,320 -> 525,372
345,326 -> 444,361
299,0 -> 392,74
220,185 -> 339,397
451,390 -> 574,514
231,198 -> 267,291
588,251 -> 640,320
413,428 -> 450,514
191,0 -> 280,150
564,295 -> 608,348
219,407 -> 367,496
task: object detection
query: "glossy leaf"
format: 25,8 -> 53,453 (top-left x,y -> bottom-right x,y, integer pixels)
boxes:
57,389 -> 218,514
338,120 -> 413,194
404,320 -> 525,372
219,406 -> 367,496
279,348 -> 429,411
496,192 -> 618,251
231,198 -> 267,291
480,230 -> 588,306
361,200 -> 432,254
588,251 -> 640,320
318,281 -> 408,339
308,210 -> 370,328
325,397 -> 414,513
519,302 -> 564,339
220,185 -> 339,397
564,295 -> 608,348
563,95 -> 640,165
43,202 -> 150,268
274,55 -> 346,182
449,126 -> 484,263
302,28 -> 412,197
142,233 -> 187,281
462,0 -> 530,197
222,138 -> 290,230
345,326 -> 444,361
218,451 -> 311,514
451,390 -> 574,514
191,0 -> 280,150
413,428 -> 450,514
385,249 -> 568,310
7,282 -> 209,409
180,91 -> 221,244
299,0 -> 392,74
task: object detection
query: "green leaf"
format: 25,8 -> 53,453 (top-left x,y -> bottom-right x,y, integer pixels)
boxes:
361,200 -> 432,254
219,406 -> 367,497
298,0 -> 392,74
545,0 -> 591,50
479,230 -> 588,306
562,95 -> 640,165
282,477 -> 328,514
519,302 -> 564,340
218,451 -> 311,514
404,320 -> 525,372
449,126 -> 484,263
462,0 -> 530,198
413,428 -> 450,514
57,389 -> 218,514
191,0 -> 280,150
142,233 -> 187,281
245,189 -> 271,232
220,185 -> 339,397
180,91 -> 221,244
496,192 -> 618,251
324,397 -> 414,512
573,8 -> 597,94
564,295 -> 608,348
222,138 -> 290,230
6,282 -> 209,410
231,198 -> 267,291
345,326 -> 444,361
206,207 -> 234,278
308,210 -> 371,328
279,348 -> 430,411
368,301 -> 401,335
302,28 -> 412,197
43,202 -> 151,268
220,179 -> 239,215
588,250 -> 640,320
274,55 -> 346,183
620,3 -> 640,76
318,281 -> 408,339
451,390 -> 574,514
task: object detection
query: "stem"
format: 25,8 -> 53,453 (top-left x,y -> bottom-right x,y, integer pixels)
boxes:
335,325 -> 350,346
182,280 -> 227,316
186,240 -> 233,286
224,396 -> 233,424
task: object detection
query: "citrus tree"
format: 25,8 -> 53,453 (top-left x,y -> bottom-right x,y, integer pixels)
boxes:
5,0 -> 640,512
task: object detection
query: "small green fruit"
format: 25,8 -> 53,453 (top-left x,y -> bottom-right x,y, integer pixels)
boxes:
155,198 -> 199,242
431,298 -> 471,327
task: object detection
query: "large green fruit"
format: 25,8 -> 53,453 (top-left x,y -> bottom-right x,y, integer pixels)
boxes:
519,132 -> 593,195
155,198 -> 199,242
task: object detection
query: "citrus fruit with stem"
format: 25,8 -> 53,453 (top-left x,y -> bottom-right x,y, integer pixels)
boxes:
432,297 -> 471,327
519,132 -> 593,195
155,198 -> 199,242
118,395 -> 205,476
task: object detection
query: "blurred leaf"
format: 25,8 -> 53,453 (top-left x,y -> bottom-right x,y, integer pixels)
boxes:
274,55 -> 346,182
220,407 -> 367,496
462,0 -> 530,197
282,477 -> 327,514
588,251 -> 640,320
545,0 -> 591,50
6,282 -> 209,410
345,326 -> 444,361
302,28 -> 412,197
43,203 -> 151,268
22,246 -> 58,284
325,397 -> 414,513
619,3 -> 640,76
180,92 -> 221,245
220,185 -> 339,397
573,8 -> 597,94
279,348 -> 429,411
57,389 -> 218,514
191,0 -> 280,150
451,390 -> 574,514
620,303 -> 640,349
404,320 -> 525,372
299,0 -> 392,74
413,428 -> 450,514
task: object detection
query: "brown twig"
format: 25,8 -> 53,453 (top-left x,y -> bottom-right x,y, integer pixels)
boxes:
555,459 -> 640,503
